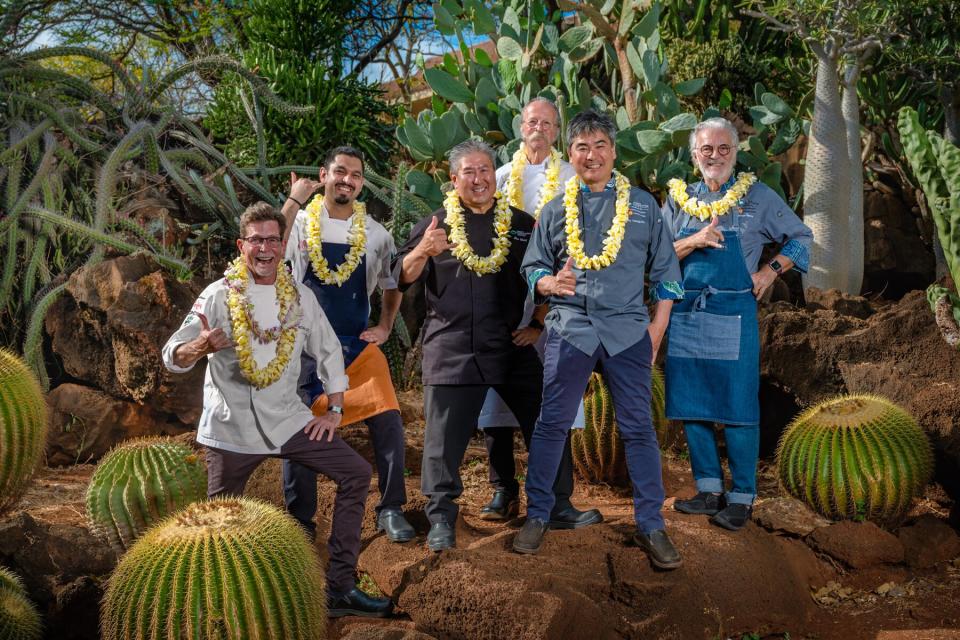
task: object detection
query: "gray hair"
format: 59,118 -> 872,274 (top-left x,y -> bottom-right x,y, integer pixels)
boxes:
448,139 -> 497,174
689,117 -> 739,157
566,110 -> 618,147
522,97 -> 560,121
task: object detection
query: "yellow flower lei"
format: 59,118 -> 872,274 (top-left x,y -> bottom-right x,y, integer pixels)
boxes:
443,189 -> 513,275
224,257 -> 301,389
304,196 -> 367,285
563,171 -> 631,270
667,173 -> 757,221
506,143 -> 563,220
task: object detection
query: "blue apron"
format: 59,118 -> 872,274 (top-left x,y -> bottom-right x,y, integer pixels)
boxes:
298,244 -> 369,403
665,206 -> 759,425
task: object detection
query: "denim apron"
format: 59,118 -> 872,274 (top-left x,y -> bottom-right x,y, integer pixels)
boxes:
665,205 -> 759,425
298,243 -> 369,403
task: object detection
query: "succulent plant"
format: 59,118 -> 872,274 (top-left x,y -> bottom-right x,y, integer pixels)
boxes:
0,349 -> 48,515
571,368 -> 668,486
85,437 -> 207,552
777,394 -> 934,523
0,567 -> 42,640
101,497 -> 327,640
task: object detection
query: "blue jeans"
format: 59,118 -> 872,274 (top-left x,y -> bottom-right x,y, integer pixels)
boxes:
525,330 -> 666,533
683,421 -> 758,505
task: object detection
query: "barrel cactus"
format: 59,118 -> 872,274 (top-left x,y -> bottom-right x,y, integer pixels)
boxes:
571,368 -> 668,486
102,497 -> 327,640
0,349 -> 48,515
86,437 -> 207,551
0,567 -> 42,640
777,394 -> 934,523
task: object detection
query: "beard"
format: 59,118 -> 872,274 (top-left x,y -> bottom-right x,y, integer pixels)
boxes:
333,193 -> 350,205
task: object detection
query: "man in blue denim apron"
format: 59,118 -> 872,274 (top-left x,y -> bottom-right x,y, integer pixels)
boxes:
663,117 -> 812,531
282,147 -> 415,549
514,110 -> 685,569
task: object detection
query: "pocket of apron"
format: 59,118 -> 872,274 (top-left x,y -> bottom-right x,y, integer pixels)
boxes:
667,311 -> 741,360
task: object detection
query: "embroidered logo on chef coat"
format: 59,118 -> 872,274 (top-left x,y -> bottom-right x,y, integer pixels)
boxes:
628,201 -> 648,224
509,229 -> 531,241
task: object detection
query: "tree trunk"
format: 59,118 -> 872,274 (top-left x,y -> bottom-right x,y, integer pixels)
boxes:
941,84 -> 960,147
802,45 -> 851,293
842,58 -> 864,295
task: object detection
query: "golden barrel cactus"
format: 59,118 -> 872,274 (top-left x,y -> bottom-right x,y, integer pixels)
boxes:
571,368 -> 668,486
777,394 -> 934,522
85,437 -> 207,551
0,349 -> 48,515
101,497 -> 327,640
0,567 -> 42,640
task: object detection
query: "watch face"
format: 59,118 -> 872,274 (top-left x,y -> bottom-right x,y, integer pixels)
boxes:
769,260 -> 783,273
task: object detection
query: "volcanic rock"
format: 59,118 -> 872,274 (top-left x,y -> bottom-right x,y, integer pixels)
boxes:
807,521 -> 904,569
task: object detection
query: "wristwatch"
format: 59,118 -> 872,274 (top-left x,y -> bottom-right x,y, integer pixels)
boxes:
329,405 -> 343,415
768,259 -> 784,276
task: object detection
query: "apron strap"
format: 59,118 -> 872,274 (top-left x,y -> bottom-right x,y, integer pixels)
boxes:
688,285 -> 753,313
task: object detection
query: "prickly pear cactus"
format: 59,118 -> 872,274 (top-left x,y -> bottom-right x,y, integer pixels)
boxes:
0,349 -> 48,515
101,497 -> 327,640
777,394 -> 934,523
571,368 -> 668,486
0,567 -> 42,640
85,437 -> 207,551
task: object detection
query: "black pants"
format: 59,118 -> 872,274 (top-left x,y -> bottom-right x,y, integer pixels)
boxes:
283,409 -> 407,534
484,427 -> 575,502
421,352 -> 574,524
206,429 -> 371,594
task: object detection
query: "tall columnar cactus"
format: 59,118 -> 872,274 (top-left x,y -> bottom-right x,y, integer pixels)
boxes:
85,437 -> 207,551
571,368 -> 668,486
897,106 -> 960,347
0,567 -> 42,640
777,394 -> 933,523
101,497 -> 327,640
0,349 -> 48,515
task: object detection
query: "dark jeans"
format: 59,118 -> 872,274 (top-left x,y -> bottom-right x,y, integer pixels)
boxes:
684,421 -> 759,504
421,349 -> 574,524
205,429 -> 371,593
283,409 -> 407,532
526,330 -> 666,533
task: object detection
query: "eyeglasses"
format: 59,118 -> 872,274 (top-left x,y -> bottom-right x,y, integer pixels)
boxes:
697,144 -> 733,157
524,118 -> 557,130
242,236 -> 282,248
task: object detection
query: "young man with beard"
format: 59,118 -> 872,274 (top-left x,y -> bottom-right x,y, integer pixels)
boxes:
393,139 -> 600,552
282,147 -> 414,544
162,202 -> 393,617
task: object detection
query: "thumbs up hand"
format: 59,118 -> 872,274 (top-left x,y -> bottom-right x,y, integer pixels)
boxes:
414,216 -> 455,258
195,312 -> 233,354
535,256 -> 578,298
695,215 -> 724,249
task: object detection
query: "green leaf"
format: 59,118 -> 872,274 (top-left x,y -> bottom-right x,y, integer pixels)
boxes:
635,129 -> 673,154
633,4 -> 660,39
502,6 -> 522,37
747,135 -> 766,159
703,105 -> 723,119
736,151 -> 764,170
498,105 -> 515,135
659,112 -> 697,133
407,169 -> 443,201
718,88 -> 733,110
559,25 -> 594,52
641,50 -> 659,89
497,58 -> 518,91
424,67 -> 475,103
472,1 -> 496,34
542,24 -> 560,54
626,41 -> 644,80
761,92 -> 793,117
497,36 -> 523,61
616,107 -> 631,130
475,48 -> 493,67
769,119 -> 801,156
430,112 -> 457,156
432,94 -> 448,115
442,53 -> 459,75
402,117 -> 433,160
618,5 -> 636,36
654,82 -> 679,118
464,111 -> 485,134
674,78 -> 705,96
760,162 -> 785,199
570,37 -> 604,63
433,2 -> 457,35
475,77 -> 499,111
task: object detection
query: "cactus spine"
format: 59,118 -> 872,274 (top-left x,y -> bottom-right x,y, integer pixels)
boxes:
0,567 -> 42,640
777,394 -> 933,523
0,349 -> 48,515
571,368 -> 668,486
85,437 -> 207,552
101,497 -> 327,640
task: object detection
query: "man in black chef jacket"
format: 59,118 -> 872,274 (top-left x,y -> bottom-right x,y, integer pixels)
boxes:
393,139 -> 600,552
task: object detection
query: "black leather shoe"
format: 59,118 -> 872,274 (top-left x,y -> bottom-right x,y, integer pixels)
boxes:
710,503 -> 752,531
327,586 -> 393,618
674,491 -> 724,516
479,490 -> 520,521
376,509 -> 415,542
513,517 -> 549,554
633,529 -> 683,570
426,522 -> 455,552
548,505 -> 603,530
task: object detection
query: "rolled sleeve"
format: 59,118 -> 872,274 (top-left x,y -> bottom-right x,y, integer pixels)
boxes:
651,281 -> 684,303
378,232 -> 399,290
781,239 -> 810,274
162,286 -> 220,373
758,186 -> 813,274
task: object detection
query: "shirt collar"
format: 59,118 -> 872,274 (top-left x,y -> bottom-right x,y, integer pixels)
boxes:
579,175 -> 617,193
695,173 -> 738,196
